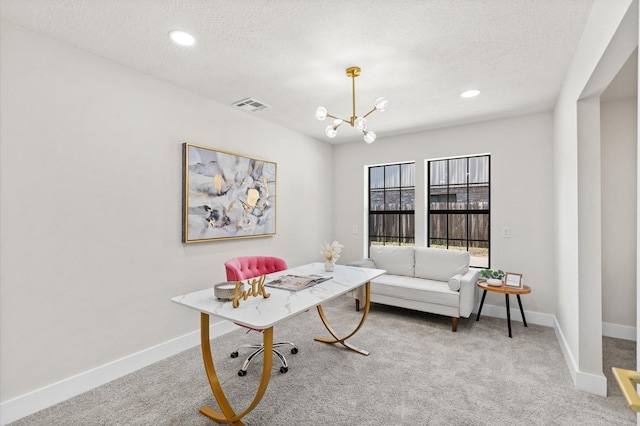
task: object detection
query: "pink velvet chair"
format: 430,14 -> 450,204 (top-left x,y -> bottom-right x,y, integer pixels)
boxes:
224,256 -> 298,376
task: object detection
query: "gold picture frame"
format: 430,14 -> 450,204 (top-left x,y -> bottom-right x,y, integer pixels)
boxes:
504,272 -> 523,288
182,143 -> 277,243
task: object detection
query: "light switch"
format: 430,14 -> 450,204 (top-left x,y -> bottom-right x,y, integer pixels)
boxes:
352,225 -> 358,234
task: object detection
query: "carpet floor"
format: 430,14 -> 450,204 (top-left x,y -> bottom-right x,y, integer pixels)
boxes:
10,297 -> 636,425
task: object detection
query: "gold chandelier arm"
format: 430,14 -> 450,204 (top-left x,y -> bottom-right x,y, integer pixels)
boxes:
326,113 -> 351,127
362,106 -> 377,118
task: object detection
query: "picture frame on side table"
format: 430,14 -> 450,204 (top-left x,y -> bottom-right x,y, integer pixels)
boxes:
182,143 -> 277,243
504,272 -> 523,288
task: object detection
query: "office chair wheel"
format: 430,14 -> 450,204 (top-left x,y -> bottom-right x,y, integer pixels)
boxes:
280,366 -> 288,373
291,347 -> 298,354
238,369 -> 247,377
230,351 -> 239,358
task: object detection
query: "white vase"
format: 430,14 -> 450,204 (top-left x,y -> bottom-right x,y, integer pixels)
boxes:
325,261 -> 335,272
487,278 -> 502,286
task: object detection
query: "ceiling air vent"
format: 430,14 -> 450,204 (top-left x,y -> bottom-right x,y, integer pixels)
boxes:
232,98 -> 270,112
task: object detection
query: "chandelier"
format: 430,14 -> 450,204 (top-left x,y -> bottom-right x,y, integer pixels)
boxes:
315,66 -> 388,144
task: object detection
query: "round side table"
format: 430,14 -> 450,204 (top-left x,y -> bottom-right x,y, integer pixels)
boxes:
476,280 -> 531,338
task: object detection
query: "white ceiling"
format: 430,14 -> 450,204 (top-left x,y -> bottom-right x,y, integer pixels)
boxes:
1,0 -> 599,143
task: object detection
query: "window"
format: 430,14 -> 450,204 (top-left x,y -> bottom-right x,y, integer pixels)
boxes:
368,162 -> 415,246
427,155 -> 490,268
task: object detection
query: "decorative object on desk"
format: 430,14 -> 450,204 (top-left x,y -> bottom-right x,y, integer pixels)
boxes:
266,275 -> 332,291
214,281 -> 239,300
182,143 -> 277,244
486,278 -> 502,286
504,272 -> 523,288
231,275 -> 271,308
321,240 -> 343,272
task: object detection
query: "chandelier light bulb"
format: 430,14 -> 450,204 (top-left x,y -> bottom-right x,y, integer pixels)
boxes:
375,97 -> 389,112
363,130 -> 376,144
315,106 -> 328,121
325,125 -> 338,138
354,117 -> 367,132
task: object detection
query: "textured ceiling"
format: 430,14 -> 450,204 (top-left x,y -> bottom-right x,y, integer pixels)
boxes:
0,0 -> 597,143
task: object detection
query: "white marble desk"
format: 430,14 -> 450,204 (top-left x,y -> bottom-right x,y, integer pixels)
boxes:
172,262 -> 383,328
171,263 -> 385,426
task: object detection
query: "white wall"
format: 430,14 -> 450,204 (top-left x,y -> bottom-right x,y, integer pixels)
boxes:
0,21 -> 333,403
553,0 -> 637,395
601,97 -> 637,328
333,112 -> 556,316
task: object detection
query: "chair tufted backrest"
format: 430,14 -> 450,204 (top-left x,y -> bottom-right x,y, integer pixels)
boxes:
224,256 -> 288,281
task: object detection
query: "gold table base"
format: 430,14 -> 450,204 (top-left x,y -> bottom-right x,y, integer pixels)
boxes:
314,281 -> 371,356
198,281 -> 371,424
612,367 -> 640,412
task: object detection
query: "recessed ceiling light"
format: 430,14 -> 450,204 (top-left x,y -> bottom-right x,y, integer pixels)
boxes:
461,89 -> 480,98
168,30 -> 195,46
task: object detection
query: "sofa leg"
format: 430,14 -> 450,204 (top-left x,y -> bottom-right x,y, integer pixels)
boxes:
355,299 -> 360,312
451,317 -> 458,332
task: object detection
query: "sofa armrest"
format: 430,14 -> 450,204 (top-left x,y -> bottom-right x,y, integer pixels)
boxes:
458,268 -> 479,318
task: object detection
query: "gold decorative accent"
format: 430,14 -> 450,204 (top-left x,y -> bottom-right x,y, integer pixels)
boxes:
213,174 -> 224,193
231,275 -> 271,308
199,313 -> 273,425
612,367 -> 640,412
314,281 -> 371,356
245,188 -> 260,208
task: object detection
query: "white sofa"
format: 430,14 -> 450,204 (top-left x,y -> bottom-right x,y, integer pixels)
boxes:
349,246 -> 479,331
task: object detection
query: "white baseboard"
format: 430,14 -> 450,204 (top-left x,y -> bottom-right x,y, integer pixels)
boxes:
474,303 -> 556,327
603,321 -> 636,341
476,304 -> 637,341
552,317 -> 607,396
0,320 -> 239,426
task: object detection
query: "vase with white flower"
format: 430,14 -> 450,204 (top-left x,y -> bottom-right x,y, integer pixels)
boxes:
321,241 -> 343,272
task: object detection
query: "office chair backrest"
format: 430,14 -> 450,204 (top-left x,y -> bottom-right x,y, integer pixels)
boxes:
225,256 -> 288,281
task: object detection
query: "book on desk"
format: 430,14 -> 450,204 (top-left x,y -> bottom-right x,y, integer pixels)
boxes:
265,274 -> 332,291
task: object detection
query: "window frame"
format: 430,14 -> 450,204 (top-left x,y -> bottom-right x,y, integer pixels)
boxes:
427,154 -> 491,268
367,162 -> 416,249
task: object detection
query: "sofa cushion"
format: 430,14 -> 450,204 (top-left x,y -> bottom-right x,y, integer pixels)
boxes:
448,273 -> 463,291
370,245 -> 415,277
414,247 -> 469,282
371,275 -> 459,307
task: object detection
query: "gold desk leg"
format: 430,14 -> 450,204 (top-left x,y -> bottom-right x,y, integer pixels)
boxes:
314,281 -> 371,356
199,313 -> 274,425
612,367 -> 640,412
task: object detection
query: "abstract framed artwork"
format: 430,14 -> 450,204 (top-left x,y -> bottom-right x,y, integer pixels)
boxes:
182,143 -> 277,243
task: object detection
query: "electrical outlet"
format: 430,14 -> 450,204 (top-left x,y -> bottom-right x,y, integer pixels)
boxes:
502,227 -> 511,238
